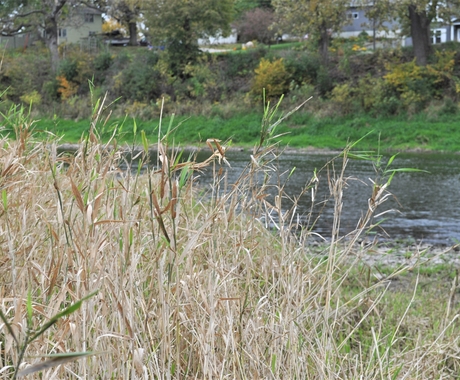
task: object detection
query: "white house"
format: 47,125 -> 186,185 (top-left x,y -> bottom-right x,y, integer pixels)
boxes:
58,7 -> 103,45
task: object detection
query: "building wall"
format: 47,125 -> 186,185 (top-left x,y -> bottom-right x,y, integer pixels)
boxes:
341,6 -> 401,39
58,10 -> 103,45
340,6 -> 460,47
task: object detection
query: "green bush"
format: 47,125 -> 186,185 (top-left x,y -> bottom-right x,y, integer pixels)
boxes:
283,50 -> 321,86
316,66 -> 333,96
221,46 -> 267,78
354,75 -> 395,115
0,49 -> 52,103
113,50 -> 166,102
179,56 -> 223,101
59,59 -> 79,82
94,51 -> 113,72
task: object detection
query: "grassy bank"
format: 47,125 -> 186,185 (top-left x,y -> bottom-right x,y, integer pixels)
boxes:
0,103 -> 459,378
26,109 -> 460,152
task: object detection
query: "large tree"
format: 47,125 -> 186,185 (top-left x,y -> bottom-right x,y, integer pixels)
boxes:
0,0 -> 72,71
353,0 -> 460,66
386,0 -> 460,66
144,0 -> 234,75
99,0 -> 143,46
0,0 -> 105,71
236,7 -> 275,44
272,0 -> 349,64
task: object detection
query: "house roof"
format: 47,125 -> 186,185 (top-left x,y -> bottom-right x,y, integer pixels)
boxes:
79,7 -> 103,15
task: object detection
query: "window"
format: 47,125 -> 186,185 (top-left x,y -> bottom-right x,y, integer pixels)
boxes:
58,28 -> 66,37
434,30 -> 441,44
84,13 -> 94,23
347,12 -> 359,20
89,31 -> 96,36
431,29 -> 445,44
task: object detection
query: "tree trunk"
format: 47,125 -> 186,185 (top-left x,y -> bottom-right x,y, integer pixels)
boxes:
318,23 -> 330,65
44,0 -> 67,72
408,4 -> 431,66
128,21 -> 137,46
44,17 -> 60,72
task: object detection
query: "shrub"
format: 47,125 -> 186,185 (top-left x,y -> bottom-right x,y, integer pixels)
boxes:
0,48 -> 52,103
19,90 -> 42,106
179,56 -> 223,101
284,50 -> 321,87
287,82 -> 315,105
384,51 -> 458,110
251,58 -> 290,99
354,75 -> 393,115
57,76 -> 78,100
113,50 -> 166,102
42,78 -> 61,102
94,51 -> 113,72
316,65 -> 333,96
236,8 -> 275,44
59,58 -> 79,82
330,83 -> 354,115
221,45 -> 268,78
440,97 -> 458,115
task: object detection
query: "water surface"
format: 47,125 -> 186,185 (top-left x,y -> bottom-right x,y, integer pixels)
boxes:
193,149 -> 460,245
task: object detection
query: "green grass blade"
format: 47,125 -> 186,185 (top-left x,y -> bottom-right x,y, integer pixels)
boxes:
27,289 -> 33,328
29,291 -> 98,342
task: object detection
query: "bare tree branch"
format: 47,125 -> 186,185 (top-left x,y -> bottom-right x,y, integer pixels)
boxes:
0,23 -> 30,36
5,9 -> 45,19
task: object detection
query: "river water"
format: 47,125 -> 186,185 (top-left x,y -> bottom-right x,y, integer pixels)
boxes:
191,149 -> 460,246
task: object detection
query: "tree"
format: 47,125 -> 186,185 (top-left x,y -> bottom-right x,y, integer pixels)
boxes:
101,0 -> 143,46
357,0 -> 460,67
234,0 -> 272,16
236,8 -> 275,44
0,0 -> 105,71
406,3 -> 432,66
359,0 -> 393,51
391,1 -> 460,66
0,0 -> 70,71
144,0 -> 234,75
272,0 -> 349,64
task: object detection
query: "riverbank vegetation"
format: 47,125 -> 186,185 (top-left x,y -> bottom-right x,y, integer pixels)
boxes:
2,36 -> 460,150
0,100 -> 459,378
26,109 -> 460,151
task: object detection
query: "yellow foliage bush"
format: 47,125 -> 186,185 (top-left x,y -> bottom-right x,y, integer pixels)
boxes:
384,51 -> 456,107
331,83 -> 353,114
20,90 -> 42,105
57,75 -> 78,100
251,58 -> 290,99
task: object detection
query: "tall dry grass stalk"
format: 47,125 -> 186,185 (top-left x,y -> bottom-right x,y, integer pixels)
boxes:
0,100 -> 459,379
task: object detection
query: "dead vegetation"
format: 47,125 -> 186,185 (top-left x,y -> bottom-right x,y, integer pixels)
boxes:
0,101 -> 459,379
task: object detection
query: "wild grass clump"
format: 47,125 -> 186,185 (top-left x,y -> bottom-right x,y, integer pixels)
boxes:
0,99 -> 459,378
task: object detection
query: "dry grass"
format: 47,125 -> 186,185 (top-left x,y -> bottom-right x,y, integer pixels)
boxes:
0,102 -> 459,379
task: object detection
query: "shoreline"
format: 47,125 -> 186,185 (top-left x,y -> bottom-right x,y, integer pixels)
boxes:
57,142 -> 456,156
